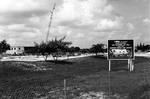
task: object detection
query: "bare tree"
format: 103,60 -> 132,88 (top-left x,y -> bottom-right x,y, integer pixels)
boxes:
35,36 -> 72,61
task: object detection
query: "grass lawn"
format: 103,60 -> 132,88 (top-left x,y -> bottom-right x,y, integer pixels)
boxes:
0,56 -> 150,98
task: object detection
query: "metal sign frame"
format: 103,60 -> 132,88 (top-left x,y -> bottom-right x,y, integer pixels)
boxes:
107,39 -> 135,60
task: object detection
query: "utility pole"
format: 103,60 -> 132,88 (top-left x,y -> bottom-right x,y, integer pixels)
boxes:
46,3 -> 56,42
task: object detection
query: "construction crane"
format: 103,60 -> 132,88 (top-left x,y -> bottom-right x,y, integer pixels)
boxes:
46,3 -> 56,42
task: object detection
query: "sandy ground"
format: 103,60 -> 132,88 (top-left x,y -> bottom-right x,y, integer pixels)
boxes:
135,52 -> 150,57
1,54 -> 95,61
1,53 -> 150,61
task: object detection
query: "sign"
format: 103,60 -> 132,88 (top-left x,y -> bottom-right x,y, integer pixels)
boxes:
108,40 -> 134,60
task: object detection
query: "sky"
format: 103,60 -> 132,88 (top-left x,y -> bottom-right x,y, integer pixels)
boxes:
0,0 -> 149,48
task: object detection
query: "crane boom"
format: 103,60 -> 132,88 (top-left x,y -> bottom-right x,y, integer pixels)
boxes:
46,3 -> 56,42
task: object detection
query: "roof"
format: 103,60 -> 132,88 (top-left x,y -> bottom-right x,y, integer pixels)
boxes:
10,46 -> 34,48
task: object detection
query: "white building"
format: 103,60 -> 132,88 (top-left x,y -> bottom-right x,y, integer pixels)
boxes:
6,46 -> 24,55
6,46 -> 36,55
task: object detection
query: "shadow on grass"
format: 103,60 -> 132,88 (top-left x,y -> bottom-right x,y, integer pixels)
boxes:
45,60 -> 74,65
111,67 -> 129,71
129,84 -> 150,99
0,65 -> 29,76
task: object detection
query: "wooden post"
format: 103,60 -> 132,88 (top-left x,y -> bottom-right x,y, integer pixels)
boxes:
109,70 -> 111,97
108,60 -> 111,97
131,60 -> 134,71
129,59 -> 131,71
129,59 -> 134,71
109,60 -> 111,71
64,79 -> 66,99
128,59 -> 130,70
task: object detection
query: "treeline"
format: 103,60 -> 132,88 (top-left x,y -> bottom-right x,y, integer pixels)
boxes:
135,43 -> 150,52
34,36 -> 107,61
1,39 -> 150,56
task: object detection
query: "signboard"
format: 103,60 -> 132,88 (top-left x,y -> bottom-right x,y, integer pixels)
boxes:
108,40 -> 134,60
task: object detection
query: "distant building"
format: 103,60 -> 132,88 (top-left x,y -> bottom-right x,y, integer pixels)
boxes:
6,46 -> 36,55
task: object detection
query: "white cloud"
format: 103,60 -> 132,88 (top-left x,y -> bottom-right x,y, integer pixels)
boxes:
75,33 -> 84,38
0,0 -> 57,45
7,38 -> 16,45
56,0 -> 81,22
56,0 -> 115,27
95,17 -> 123,31
127,23 -> 135,31
0,0 -> 53,13
143,18 -> 150,24
0,0 -> 147,48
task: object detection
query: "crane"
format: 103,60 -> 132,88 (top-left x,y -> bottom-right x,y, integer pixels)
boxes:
46,3 -> 56,42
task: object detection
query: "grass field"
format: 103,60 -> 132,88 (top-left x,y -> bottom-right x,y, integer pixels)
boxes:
0,56 -> 150,99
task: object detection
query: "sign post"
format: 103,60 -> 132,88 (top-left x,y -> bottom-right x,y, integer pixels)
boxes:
109,60 -> 111,71
108,60 -> 111,96
108,39 -> 135,71
108,68 -> 111,97
129,59 -> 134,71
128,59 -> 130,70
107,39 -> 135,97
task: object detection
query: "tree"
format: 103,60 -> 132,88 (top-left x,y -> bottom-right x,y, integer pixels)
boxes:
136,43 -> 150,52
80,48 -> 90,54
90,43 -> 105,55
35,36 -> 72,61
74,47 -> 80,52
66,46 -> 81,57
0,40 -> 10,54
67,46 -> 75,55
68,46 -> 80,53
